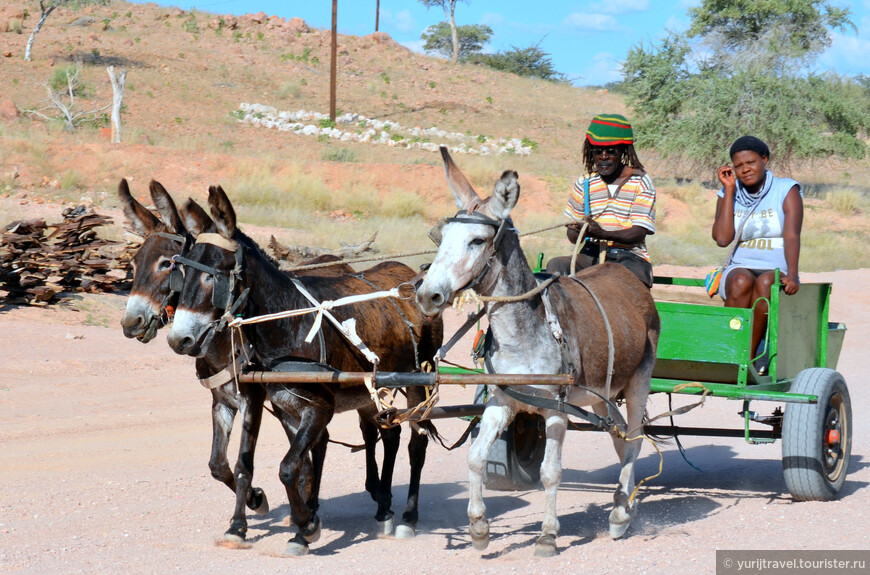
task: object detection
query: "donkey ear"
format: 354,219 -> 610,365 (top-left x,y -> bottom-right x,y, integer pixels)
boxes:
440,146 -> 480,209
181,198 -> 214,236
149,180 -> 186,234
488,170 -> 520,220
207,185 -> 237,239
118,178 -> 161,236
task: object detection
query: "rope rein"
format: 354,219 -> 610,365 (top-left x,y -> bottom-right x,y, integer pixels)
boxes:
285,220 -> 575,272
569,221 -> 590,276
451,273 -> 560,309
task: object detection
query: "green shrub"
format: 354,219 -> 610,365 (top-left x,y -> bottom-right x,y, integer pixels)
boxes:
182,13 -> 199,34
477,43 -> 564,81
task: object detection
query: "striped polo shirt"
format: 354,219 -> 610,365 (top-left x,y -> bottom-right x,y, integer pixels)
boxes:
563,172 -> 656,261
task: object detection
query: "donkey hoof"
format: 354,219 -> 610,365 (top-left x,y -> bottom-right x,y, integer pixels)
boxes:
609,520 -> 631,539
609,503 -> 637,539
377,515 -> 396,538
285,534 -> 310,557
302,515 -> 322,544
394,523 -> 416,539
471,533 -> 490,551
223,530 -> 245,543
249,488 -> 269,516
469,519 -> 490,550
534,534 -> 559,557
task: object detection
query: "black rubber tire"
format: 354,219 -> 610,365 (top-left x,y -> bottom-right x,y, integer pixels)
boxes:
472,411 -> 546,491
782,368 -> 852,501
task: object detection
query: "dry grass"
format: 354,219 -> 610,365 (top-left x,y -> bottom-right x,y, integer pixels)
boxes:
824,188 -> 865,216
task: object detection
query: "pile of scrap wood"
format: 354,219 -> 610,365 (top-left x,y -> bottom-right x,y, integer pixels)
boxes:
0,205 -> 135,305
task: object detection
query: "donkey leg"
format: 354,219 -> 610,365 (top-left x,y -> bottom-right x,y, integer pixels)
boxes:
306,429 -> 328,514
535,412 -> 566,557
358,414 -> 381,501
374,424 -> 401,538
467,402 -> 512,551
396,420 -> 431,539
223,385 -> 268,542
208,392 -> 237,493
279,417 -> 329,557
601,380 -> 650,539
240,385 -> 269,515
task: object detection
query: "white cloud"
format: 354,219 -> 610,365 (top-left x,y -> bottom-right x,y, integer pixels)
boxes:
589,0 -> 649,14
480,12 -> 505,27
562,13 -> 622,32
576,52 -> 624,86
381,10 -> 415,33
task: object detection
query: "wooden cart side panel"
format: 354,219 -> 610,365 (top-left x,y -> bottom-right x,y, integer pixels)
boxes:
653,302 -> 753,366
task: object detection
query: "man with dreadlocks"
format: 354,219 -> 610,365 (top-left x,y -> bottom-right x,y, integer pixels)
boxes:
545,113 -> 656,287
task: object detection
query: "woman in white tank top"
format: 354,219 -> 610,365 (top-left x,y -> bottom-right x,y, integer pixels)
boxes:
711,136 -> 804,369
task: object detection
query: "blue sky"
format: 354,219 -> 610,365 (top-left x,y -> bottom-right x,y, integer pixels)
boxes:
134,1 -> 870,86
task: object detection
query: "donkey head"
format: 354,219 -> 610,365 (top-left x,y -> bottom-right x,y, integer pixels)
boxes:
167,185 -> 244,357
119,179 -> 191,342
416,146 -> 520,318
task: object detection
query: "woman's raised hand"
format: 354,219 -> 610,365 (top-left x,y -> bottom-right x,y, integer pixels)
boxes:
717,165 -> 736,191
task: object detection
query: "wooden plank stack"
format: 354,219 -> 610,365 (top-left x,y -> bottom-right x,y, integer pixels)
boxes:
0,205 -> 134,305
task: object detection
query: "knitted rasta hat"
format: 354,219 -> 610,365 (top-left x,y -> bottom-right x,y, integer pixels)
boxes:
585,114 -> 634,146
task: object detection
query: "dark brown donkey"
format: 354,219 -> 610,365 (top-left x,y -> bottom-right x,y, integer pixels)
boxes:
119,179 -> 272,517
166,184 -> 443,556
118,179 -> 352,530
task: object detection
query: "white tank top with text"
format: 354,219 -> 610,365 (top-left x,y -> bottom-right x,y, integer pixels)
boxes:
717,172 -> 801,274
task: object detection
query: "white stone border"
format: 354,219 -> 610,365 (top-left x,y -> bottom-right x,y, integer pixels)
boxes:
235,103 -> 534,156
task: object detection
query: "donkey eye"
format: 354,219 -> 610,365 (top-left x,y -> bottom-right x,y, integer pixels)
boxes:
469,238 -> 486,247
201,274 -> 214,285
157,260 -> 173,271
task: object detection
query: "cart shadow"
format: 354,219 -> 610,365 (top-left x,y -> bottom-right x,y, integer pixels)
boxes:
564,445 -> 866,497
555,446 -> 868,545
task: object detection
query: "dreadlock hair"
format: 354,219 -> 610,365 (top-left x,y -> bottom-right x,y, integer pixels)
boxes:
582,141 -> 646,175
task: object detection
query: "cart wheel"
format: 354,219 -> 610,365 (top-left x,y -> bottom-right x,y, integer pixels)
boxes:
782,368 -> 852,501
475,411 -> 546,491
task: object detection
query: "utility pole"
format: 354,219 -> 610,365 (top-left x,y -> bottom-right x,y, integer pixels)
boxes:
330,0 -> 337,122
375,0 -> 380,32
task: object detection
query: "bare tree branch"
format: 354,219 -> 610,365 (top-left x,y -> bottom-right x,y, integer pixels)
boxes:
24,64 -> 111,131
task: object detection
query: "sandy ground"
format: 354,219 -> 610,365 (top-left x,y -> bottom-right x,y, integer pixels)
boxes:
1,265 -> 868,575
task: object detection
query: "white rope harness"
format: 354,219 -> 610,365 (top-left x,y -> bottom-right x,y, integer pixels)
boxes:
224,280 -> 404,366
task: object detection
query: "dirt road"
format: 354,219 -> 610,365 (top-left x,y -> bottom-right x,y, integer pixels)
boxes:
1,266 -> 867,574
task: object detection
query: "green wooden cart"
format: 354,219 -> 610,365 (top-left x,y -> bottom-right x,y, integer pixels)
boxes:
649,271 -> 850,500
468,270 -> 851,501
